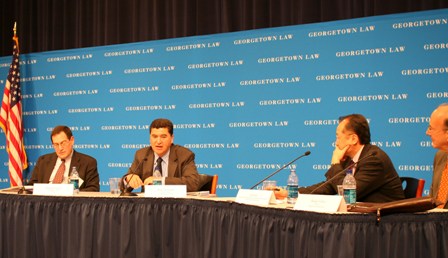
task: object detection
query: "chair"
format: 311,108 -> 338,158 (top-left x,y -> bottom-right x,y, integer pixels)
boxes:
198,174 -> 218,195
400,177 -> 425,198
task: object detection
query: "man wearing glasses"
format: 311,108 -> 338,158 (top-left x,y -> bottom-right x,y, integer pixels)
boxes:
427,103 -> 448,208
28,125 -> 100,191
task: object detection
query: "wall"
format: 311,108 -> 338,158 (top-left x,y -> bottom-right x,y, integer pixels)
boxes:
0,9 -> 447,196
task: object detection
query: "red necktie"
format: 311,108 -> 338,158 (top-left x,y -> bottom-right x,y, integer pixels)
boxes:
436,162 -> 448,208
53,159 -> 66,184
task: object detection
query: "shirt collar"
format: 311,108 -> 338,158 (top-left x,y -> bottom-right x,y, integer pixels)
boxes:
59,150 -> 74,163
154,149 -> 170,163
351,145 -> 364,163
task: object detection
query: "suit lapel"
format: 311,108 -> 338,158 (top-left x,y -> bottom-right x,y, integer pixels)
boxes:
352,144 -> 371,177
142,148 -> 155,179
68,151 -> 78,173
43,154 -> 59,183
168,145 -> 178,177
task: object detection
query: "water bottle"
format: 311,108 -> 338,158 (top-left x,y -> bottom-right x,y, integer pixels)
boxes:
342,169 -> 356,205
70,166 -> 80,193
153,169 -> 163,185
153,169 -> 162,178
286,169 -> 299,204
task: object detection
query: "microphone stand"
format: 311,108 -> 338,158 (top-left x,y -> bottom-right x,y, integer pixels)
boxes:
250,151 -> 311,189
120,173 -> 138,197
120,149 -> 151,196
18,175 -> 32,195
17,186 -> 32,195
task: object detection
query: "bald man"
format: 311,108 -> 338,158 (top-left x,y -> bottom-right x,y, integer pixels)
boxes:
426,103 -> 448,208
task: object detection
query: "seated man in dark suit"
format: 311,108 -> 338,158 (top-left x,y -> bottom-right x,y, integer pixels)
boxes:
29,125 -> 100,191
426,103 -> 448,208
124,118 -> 200,192
299,114 -> 405,203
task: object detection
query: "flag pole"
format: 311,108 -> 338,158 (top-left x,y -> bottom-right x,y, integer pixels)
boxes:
13,22 -> 19,53
0,21 -> 28,189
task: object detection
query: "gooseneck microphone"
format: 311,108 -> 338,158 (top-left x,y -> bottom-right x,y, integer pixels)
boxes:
120,149 -> 151,196
18,172 -> 33,195
309,151 -> 377,194
249,151 -> 311,189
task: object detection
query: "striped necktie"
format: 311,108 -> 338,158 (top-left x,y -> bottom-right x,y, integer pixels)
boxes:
154,157 -> 163,177
436,162 -> 448,208
53,159 -> 66,183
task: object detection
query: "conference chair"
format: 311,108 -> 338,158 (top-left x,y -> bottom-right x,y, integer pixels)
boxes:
198,174 -> 218,195
400,177 -> 425,198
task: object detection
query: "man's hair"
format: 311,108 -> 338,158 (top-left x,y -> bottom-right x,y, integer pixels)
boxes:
339,114 -> 371,145
150,118 -> 174,135
50,125 -> 73,142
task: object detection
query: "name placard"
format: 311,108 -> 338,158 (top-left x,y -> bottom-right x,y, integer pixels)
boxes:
33,183 -> 74,196
293,194 -> 347,213
235,189 -> 276,206
144,185 -> 186,198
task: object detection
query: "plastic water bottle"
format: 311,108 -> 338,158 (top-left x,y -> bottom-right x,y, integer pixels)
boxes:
342,169 -> 356,205
70,167 -> 80,193
153,169 -> 163,185
286,169 -> 299,204
153,169 -> 162,178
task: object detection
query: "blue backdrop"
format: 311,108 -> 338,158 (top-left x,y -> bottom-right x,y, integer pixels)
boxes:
1,9 -> 447,196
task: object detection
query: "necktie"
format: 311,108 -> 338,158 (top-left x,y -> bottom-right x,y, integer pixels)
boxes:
154,157 -> 163,177
436,162 -> 448,208
347,159 -> 356,174
53,159 -> 66,184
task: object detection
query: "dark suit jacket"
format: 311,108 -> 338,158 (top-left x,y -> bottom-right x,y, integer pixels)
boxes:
429,150 -> 448,208
29,150 -> 100,191
126,144 -> 200,192
300,144 -> 405,203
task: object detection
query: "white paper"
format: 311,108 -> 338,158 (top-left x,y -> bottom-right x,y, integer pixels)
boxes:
33,183 -> 74,196
293,194 -> 347,212
235,189 -> 276,206
144,185 -> 186,198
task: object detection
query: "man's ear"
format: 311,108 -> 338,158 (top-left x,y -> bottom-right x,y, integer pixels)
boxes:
350,134 -> 359,145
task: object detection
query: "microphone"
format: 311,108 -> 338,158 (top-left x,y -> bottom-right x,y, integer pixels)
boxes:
18,170 -> 34,195
249,151 -> 311,189
120,149 -> 151,196
309,151 -> 377,194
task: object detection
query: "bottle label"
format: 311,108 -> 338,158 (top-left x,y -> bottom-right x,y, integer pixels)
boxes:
70,178 -> 79,190
286,185 -> 299,199
343,188 -> 356,205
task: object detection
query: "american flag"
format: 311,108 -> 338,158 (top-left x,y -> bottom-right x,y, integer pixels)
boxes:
0,36 -> 28,186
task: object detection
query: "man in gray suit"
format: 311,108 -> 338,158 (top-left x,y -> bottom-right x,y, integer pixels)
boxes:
427,103 -> 448,208
124,118 -> 200,192
29,125 -> 100,191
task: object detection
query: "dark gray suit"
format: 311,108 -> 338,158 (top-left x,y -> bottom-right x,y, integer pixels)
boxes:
300,144 -> 405,203
126,144 -> 200,192
429,150 -> 448,208
29,150 -> 100,191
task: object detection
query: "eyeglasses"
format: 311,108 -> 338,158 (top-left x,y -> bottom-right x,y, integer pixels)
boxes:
427,125 -> 448,132
52,140 -> 70,148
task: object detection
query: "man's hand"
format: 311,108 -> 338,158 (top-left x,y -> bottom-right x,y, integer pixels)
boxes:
143,176 -> 155,185
331,145 -> 349,165
126,174 -> 143,189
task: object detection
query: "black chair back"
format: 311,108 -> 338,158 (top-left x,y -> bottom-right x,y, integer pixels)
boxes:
198,174 -> 218,194
401,177 -> 425,199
